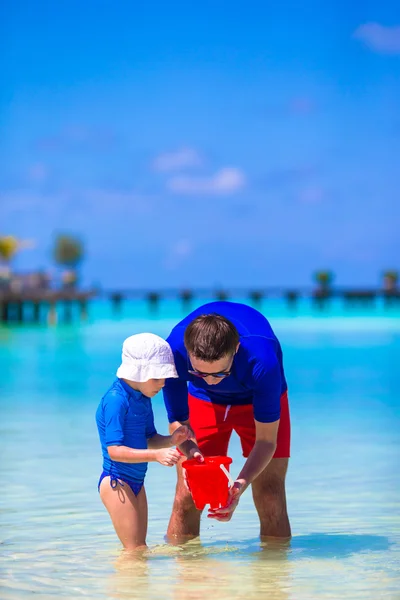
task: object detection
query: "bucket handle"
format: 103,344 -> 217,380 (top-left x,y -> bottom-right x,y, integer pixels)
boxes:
220,463 -> 234,487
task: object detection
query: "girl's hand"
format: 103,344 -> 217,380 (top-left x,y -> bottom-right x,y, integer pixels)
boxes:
155,448 -> 181,466
170,425 -> 192,447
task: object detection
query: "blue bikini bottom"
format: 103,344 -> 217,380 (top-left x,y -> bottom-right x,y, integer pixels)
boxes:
98,470 -> 144,497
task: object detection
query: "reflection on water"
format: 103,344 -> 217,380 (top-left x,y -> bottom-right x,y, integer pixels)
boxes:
107,533 -> 397,600
0,316 -> 399,599
108,540 -> 293,600
111,552 -> 150,600
101,533 -> 399,600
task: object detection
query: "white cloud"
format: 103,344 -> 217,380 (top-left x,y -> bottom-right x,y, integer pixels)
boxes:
354,23 -> 400,54
168,167 -> 245,195
152,147 -> 202,172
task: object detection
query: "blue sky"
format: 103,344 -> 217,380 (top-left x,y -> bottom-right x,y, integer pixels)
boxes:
1,1 -> 399,289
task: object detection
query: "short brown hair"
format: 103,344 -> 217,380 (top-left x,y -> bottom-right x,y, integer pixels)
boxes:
184,314 -> 239,361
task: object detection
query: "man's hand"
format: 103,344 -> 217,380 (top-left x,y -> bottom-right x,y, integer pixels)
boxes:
187,446 -> 204,462
207,480 -> 245,521
170,425 -> 192,447
168,420 -> 204,494
173,423 -> 204,463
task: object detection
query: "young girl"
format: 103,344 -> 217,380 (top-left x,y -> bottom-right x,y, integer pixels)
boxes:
96,333 -> 191,550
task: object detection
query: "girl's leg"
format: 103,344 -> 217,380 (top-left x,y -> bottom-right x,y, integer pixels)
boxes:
100,477 -> 148,550
137,485 -> 148,544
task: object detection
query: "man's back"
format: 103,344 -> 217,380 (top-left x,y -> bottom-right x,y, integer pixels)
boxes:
164,301 -> 287,422
170,301 -> 276,338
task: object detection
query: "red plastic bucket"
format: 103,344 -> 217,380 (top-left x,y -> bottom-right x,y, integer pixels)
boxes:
182,456 -> 233,510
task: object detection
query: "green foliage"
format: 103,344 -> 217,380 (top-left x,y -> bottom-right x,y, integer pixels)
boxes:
314,270 -> 334,286
0,236 -> 19,262
53,235 -> 84,268
383,270 -> 398,284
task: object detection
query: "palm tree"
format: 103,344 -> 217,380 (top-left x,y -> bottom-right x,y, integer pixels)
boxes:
0,235 -> 19,264
53,234 -> 84,288
314,270 -> 334,287
313,270 -> 334,298
0,236 -> 36,289
0,236 -> 19,288
382,270 -> 398,293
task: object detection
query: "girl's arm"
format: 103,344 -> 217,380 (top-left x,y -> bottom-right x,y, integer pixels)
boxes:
107,445 -> 180,466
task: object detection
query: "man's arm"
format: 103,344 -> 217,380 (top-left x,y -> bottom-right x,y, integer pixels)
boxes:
163,328 -> 190,423
147,425 -> 192,449
238,355 -> 282,487
163,375 -> 190,422
147,433 -> 175,449
169,419 -> 203,460
163,327 -> 204,459
241,354 -> 282,486
235,419 -> 278,490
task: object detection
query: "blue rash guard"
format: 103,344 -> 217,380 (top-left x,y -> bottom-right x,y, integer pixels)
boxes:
163,301 -> 287,424
96,378 -> 157,485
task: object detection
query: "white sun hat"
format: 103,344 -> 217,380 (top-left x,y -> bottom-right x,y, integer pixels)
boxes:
116,333 -> 178,382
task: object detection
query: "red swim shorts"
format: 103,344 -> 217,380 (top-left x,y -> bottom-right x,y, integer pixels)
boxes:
188,391 -> 290,458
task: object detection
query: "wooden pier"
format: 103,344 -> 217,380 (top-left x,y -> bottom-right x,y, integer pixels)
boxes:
0,290 -> 95,325
107,287 -> 400,314
1,286 -> 399,325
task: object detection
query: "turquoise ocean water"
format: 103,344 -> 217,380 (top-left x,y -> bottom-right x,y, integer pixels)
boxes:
1,298 -> 399,599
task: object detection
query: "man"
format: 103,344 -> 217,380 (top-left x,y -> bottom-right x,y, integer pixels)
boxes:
163,301 -> 291,541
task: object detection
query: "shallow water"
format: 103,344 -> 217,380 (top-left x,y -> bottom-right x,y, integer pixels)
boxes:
1,300 -> 399,599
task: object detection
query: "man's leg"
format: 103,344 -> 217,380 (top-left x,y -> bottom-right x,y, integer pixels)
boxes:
166,458 -> 202,542
166,394 -> 232,543
251,457 -> 291,539
234,391 -> 291,539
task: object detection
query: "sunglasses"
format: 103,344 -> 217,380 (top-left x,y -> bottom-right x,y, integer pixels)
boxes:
187,355 -> 235,379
